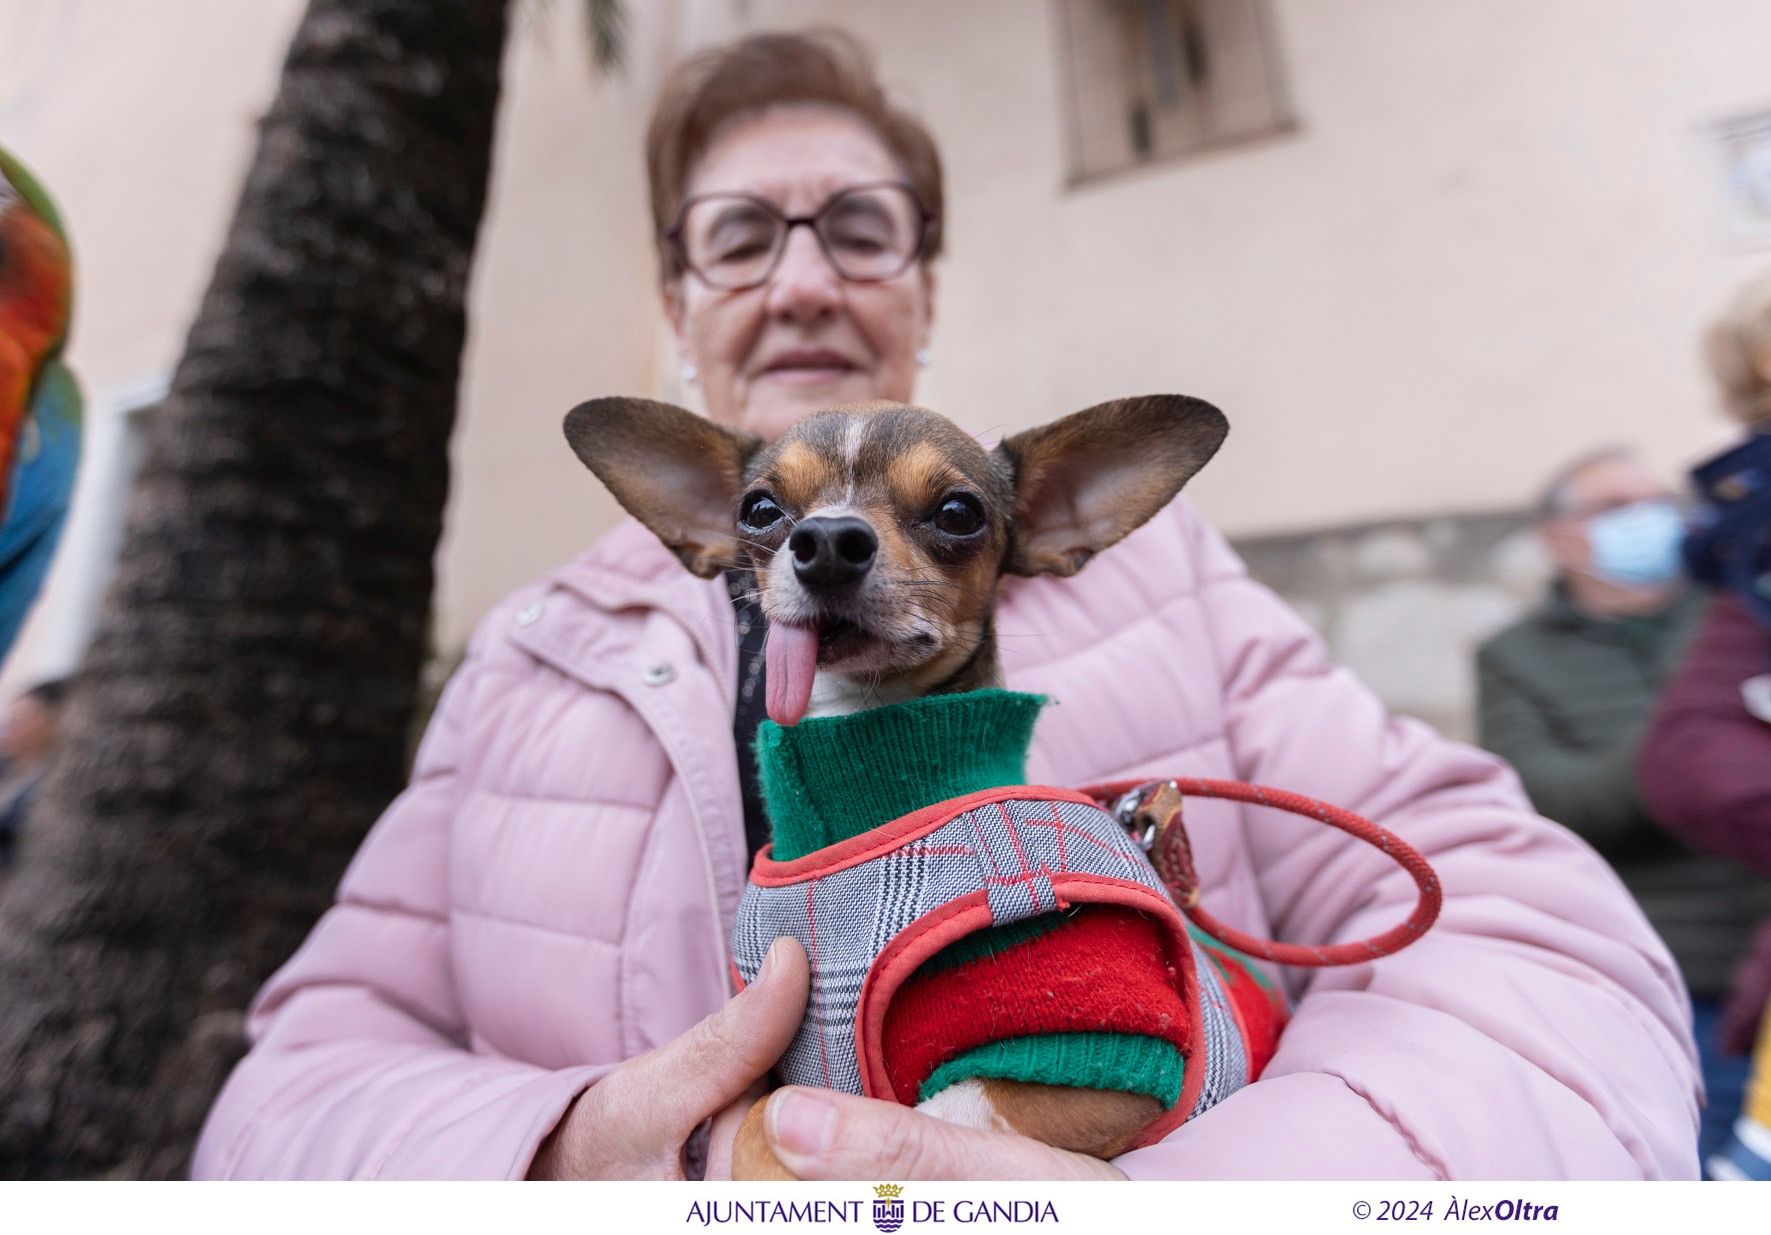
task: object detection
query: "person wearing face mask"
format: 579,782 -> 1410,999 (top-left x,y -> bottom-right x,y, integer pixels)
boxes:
1478,447 -> 1771,1166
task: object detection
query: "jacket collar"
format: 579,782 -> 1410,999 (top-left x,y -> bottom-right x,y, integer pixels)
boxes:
1537,582 -> 1590,630
527,519 -> 737,693
1537,579 -> 1699,636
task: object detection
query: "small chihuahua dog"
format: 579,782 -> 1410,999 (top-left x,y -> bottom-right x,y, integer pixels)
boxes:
565,393 -> 1227,1175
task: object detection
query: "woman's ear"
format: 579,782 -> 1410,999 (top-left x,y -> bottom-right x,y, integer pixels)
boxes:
995,395 -> 1228,578
564,397 -> 763,577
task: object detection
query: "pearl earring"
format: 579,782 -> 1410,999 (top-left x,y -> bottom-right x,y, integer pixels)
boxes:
915,348 -> 932,368
681,362 -> 698,384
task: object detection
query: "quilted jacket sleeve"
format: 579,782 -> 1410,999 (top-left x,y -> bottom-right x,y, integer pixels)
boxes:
190,600 -> 610,1179
1116,506 -> 1699,1180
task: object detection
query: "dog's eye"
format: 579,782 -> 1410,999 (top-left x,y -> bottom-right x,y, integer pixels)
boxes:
933,494 -> 985,537
739,492 -> 785,531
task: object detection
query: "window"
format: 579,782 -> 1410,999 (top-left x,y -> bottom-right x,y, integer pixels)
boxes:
1056,0 -> 1293,182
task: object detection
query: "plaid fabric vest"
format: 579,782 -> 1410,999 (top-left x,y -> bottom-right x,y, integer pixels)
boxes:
731,782 -> 1281,1151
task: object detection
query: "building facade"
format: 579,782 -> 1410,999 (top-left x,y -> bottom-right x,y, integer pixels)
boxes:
4,0 -> 1768,736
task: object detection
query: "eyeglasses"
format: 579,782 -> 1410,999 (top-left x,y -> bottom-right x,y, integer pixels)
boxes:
666,182 -> 931,291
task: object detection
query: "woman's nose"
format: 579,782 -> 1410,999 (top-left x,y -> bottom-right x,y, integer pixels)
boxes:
764,225 -> 843,322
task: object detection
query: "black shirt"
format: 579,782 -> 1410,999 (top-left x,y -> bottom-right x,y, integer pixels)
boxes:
726,570 -> 771,863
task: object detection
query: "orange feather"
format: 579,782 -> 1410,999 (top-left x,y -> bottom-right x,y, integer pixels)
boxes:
0,199 -> 74,512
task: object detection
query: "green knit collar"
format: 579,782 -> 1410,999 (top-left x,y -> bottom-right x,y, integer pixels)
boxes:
754,690 -> 1046,860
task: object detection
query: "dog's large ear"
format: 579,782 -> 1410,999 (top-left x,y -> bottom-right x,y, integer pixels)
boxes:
564,397 -> 764,578
995,394 -> 1228,577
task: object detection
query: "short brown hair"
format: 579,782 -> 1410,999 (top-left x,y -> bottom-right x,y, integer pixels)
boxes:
1706,270 -> 1771,427
644,29 -> 945,283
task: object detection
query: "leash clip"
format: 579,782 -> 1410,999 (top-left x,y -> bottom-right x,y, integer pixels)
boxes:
1113,780 -> 1201,909
1112,779 -> 1171,852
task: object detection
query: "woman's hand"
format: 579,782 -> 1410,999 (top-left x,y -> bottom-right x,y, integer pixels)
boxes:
756,1086 -> 1127,1181
528,938 -> 809,1179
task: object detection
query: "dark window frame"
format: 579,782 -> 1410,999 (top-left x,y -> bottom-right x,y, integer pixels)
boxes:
1053,0 -> 1298,187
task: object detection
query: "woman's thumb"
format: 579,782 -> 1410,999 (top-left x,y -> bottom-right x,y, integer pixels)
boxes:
641,937 -> 810,1137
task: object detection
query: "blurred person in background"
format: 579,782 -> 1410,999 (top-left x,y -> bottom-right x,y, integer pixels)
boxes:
0,677 -> 70,878
1637,270 -> 1771,1179
192,30 -> 1701,1180
1477,449 -> 1771,1167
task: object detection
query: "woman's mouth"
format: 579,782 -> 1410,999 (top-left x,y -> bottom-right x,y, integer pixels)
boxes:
757,349 -> 859,385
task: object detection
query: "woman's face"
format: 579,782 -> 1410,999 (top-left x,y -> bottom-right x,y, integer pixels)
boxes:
664,105 -> 936,442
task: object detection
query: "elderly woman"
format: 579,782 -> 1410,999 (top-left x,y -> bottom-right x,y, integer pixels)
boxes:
192,31 -> 1698,1180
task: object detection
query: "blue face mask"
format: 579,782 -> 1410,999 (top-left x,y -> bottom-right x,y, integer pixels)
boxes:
1587,500 -> 1686,587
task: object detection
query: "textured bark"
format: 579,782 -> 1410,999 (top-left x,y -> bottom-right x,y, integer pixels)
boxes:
0,0 -> 508,1178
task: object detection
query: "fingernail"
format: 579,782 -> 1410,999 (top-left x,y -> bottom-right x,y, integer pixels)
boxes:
758,938 -> 784,982
769,1089 -> 837,1156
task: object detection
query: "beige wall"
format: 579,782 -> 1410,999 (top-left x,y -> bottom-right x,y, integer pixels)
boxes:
436,2 -> 679,649
4,0 -> 1769,678
677,0 -> 1763,530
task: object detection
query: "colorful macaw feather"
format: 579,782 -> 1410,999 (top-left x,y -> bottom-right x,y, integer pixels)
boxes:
0,145 -> 80,662
0,146 -> 71,356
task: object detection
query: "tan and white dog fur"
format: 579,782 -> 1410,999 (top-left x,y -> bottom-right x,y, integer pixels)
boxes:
565,393 -> 1228,1177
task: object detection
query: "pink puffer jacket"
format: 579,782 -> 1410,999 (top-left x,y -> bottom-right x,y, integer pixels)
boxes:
191,500 -> 1700,1179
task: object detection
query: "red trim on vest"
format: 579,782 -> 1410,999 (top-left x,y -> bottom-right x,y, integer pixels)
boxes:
852,873 -> 1206,1150
748,785 -> 1101,886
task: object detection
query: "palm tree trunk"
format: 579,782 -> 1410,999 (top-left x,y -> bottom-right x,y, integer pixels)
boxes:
0,0 -> 509,1178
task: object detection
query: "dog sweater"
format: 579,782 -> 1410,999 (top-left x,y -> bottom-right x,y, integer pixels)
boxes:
730,690 -> 1286,1150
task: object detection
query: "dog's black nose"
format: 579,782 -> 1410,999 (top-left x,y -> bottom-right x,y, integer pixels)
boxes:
789,516 -> 877,590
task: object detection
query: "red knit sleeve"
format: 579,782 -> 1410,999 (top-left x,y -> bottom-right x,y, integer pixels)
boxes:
1636,593 -> 1771,876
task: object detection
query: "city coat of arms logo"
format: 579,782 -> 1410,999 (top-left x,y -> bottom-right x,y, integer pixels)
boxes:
871,1183 -> 905,1233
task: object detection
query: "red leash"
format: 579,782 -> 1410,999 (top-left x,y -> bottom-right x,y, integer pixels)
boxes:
1085,777 -> 1443,968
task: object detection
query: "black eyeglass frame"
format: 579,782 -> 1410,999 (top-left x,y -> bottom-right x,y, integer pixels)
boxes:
664,180 -> 934,290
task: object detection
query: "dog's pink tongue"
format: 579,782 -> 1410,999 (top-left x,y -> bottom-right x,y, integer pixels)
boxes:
765,622 -> 819,727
